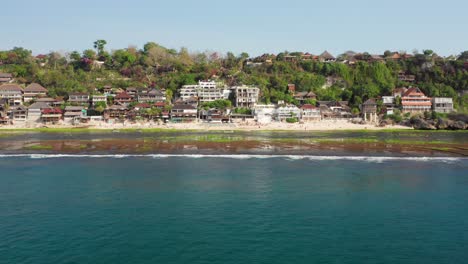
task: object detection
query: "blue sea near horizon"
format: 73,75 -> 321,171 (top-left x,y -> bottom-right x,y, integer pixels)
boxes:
1,156 -> 467,264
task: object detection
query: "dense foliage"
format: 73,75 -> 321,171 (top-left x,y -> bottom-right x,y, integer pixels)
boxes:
1,42 -> 467,111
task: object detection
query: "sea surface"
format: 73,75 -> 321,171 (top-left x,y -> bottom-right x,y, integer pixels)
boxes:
1,155 -> 467,264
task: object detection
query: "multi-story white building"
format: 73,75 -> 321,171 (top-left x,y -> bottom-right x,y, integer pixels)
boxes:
432,97 -> 453,113
276,105 -> 301,121
232,85 -> 260,108
0,84 -> 23,106
179,81 -> 230,103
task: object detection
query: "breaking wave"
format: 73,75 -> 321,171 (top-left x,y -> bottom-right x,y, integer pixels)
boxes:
0,154 -> 465,163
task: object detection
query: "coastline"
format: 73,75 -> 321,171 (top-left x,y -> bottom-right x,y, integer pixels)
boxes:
1,119 -> 416,133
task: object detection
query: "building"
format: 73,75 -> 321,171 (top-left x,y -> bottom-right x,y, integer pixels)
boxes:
41,108 -> 62,124
114,92 -> 133,104
401,87 -> 432,113
92,95 -> 107,106
293,91 -> 316,104
362,98 -> 378,123
68,92 -> 90,106
170,104 -> 198,122
23,83 -> 48,103
0,84 -> 23,106
105,104 -> 129,119
179,81 -> 230,103
233,85 -> 260,108
253,104 -> 277,124
0,73 -> 13,83
300,104 -> 321,121
36,97 -> 63,107
432,97 -> 454,113
276,105 -> 301,121
10,105 -> 28,122
0,98 -> 9,124
64,106 -> 86,122
27,102 -> 53,122
137,89 -> 166,103
179,85 -> 199,101
319,51 -> 336,62
382,96 -> 395,115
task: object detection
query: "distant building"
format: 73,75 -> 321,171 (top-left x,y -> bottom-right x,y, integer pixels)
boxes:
293,91 -> 316,105
92,95 -> 107,106
432,97 -> 454,113
0,73 -> 14,83
170,104 -> 198,122
319,51 -> 336,63
401,87 -> 432,113
23,83 -> 48,103
300,104 -> 321,121
362,98 -> 378,123
114,92 -> 133,104
276,105 -> 301,121
233,85 -> 260,108
253,104 -> 277,124
0,84 -> 23,106
179,80 -> 230,103
10,105 -> 28,122
68,92 -> 90,106
382,96 -> 395,115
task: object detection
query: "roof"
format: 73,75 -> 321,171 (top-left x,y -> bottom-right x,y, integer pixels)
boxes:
301,104 -> 317,110
28,102 -> 51,110
363,98 -> 377,105
0,84 -> 23,92
65,106 -> 85,111
24,83 -> 47,92
115,92 -> 132,99
320,51 -> 335,60
11,105 -> 28,111
36,97 -> 57,103
154,102 -> 166,107
42,108 -> 62,114
107,104 -> 128,110
148,89 -> 164,96
135,103 -> 151,108
0,73 -> 13,78
69,92 -> 89,96
172,104 -> 197,110
402,87 -> 426,97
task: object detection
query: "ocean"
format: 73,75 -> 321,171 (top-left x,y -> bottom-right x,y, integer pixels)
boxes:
0,155 -> 467,263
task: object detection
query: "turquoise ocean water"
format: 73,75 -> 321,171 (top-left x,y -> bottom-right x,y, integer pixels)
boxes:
0,155 -> 467,263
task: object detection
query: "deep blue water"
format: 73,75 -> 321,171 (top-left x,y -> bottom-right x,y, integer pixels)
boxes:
0,156 -> 467,264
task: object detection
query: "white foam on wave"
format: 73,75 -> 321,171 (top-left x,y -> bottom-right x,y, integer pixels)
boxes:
0,154 -> 465,163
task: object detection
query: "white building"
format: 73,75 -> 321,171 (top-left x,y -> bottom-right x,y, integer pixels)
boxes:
432,97 -> 453,113
253,104 -> 277,124
276,105 -> 301,121
233,85 -> 260,108
179,80 -> 230,103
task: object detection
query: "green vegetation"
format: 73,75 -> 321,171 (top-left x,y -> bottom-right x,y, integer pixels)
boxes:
1,44 -> 467,112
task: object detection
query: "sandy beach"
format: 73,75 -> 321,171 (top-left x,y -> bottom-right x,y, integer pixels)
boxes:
0,119 -> 413,131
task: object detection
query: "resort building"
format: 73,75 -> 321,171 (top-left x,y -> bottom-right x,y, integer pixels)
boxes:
23,83 -> 47,103
432,97 -> 454,113
0,73 -> 14,83
300,104 -> 321,121
0,84 -> 23,106
362,98 -> 378,123
10,105 -> 28,122
137,89 -> 166,103
114,92 -> 133,104
232,85 -> 260,108
170,104 -> 198,122
179,81 -> 230,103
105,104 -> 129,119
293,91 -> 317,105
401,87 -> 432,113
41,108 -> 62,124
91,95 -> 107,106
253,104 -> 277,124
27,102 -> 53,122
276,105 -> 301,121
64,106 -> 86,122
68,93 -> 90,106
319,51 -> 336,63
382,96 -> 395,115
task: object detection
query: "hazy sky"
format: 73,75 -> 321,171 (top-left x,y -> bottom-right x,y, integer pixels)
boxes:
2,0 -> 467,56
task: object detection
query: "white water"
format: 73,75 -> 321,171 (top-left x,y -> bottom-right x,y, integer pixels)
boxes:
0,154 -> 465,163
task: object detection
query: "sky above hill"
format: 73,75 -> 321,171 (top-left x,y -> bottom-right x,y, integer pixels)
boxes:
2,0 -> 467,56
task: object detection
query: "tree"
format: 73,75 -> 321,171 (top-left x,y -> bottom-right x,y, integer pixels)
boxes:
93,40 -> 107,56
